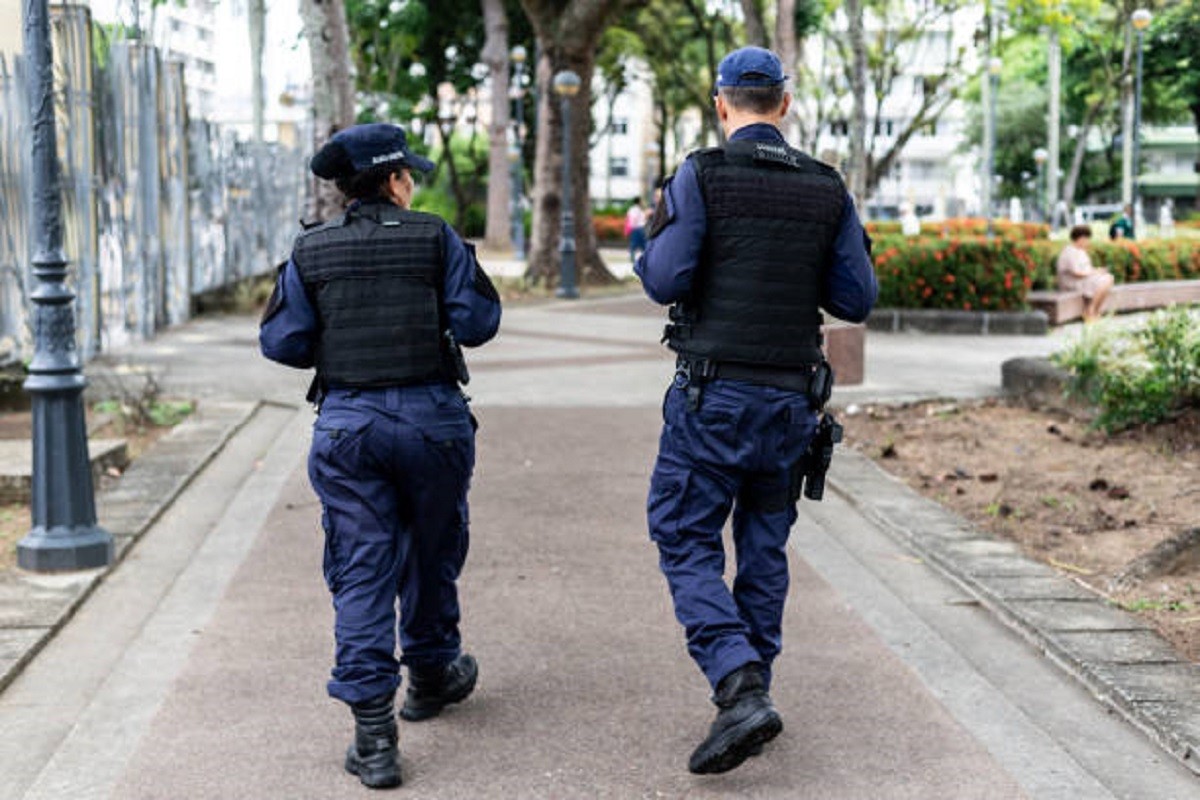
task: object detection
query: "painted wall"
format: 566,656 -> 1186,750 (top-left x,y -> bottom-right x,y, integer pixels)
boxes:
0,0 -> 21,60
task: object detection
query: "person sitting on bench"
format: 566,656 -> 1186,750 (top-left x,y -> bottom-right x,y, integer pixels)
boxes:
1057,225 -> 1114,322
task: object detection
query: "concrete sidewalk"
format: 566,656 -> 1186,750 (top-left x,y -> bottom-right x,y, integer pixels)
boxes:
1,298 -> 1196,798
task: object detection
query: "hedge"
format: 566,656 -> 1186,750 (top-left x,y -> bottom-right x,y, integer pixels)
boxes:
872,238 -> 1038,311
873,236 -> 1200,310
866,217 -> 1050,241
1026,239 -> 1200,289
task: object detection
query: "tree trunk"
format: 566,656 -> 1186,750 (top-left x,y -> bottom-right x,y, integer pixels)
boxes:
300,0 -> 356,224
1062,101 -> 1103,209
740,0 -> 767,47
773,0 -> 798,142
845,0 -> 868,209
518,0 -> 626,287
248,0 -> 266,143
481,0 -> 513,250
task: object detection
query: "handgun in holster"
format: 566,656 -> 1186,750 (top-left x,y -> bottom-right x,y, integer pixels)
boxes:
444,330 -> 470,386
792,412 -> 843,502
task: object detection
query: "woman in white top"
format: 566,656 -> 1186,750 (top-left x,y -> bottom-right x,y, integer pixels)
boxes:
1056,224 -> 1114,321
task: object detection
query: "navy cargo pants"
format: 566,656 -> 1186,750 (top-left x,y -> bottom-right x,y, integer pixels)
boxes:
308,384 -> 475,705
648,379 -> 817,691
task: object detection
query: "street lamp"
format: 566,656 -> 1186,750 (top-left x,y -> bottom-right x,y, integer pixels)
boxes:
510,45 -> 528,260
553,69 -> 581,300
1131,8 -> 1152,239
1033,147 -> 1049,222
17,0 -> 112,569
985,56 -> 1002,239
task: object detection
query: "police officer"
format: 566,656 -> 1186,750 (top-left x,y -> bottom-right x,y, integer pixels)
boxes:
259,123 -> 501,789
636,47 -> 877,774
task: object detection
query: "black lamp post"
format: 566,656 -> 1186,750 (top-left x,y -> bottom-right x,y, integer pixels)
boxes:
553,69 -> 581,300
510,45 -> 527,261
17,0 -> 112,570
1131,8 -> 1152,240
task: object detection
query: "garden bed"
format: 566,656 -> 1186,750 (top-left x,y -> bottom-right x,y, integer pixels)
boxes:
844,398 -> 1200,662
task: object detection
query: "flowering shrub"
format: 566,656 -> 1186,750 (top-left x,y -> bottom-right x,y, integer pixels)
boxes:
866,217 -> 1049,241
875,236 -> 1200,309
872,237 -> 1037,311
1028,239 -> 1200,289
593,213 -> 626,244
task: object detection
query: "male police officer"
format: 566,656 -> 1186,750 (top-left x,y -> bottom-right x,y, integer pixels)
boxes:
636,47 -> 877,774
260,123 -> 501,789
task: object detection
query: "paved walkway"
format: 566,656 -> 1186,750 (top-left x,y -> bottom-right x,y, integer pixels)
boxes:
1,295 -> 1196,798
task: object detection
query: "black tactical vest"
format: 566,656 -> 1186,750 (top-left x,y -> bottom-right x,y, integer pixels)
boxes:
666,139 -> 847,371
293,201 -> 456,388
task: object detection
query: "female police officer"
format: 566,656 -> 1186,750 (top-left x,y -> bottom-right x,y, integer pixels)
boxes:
260,123 -> 501,789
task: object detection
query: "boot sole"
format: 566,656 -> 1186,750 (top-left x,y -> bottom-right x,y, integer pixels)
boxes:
399,667 -> 478,722
345,747 -> 402,788
688,708 -> 782,775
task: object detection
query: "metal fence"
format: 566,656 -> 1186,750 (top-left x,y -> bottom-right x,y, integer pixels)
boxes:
0,5 -> 306,363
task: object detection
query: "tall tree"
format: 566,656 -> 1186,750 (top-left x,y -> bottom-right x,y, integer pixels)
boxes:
1140,0 -> 1200,207
300,0 -> 355,223
481,0 -> 513,249
740,0 -> 768,46
518,0 -> 641,287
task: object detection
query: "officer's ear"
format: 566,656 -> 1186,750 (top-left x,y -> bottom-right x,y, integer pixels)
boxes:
714,93 -> 728,123
778,92 -> 792,122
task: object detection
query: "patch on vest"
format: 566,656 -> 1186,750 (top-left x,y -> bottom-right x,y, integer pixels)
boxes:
751,143 -> 803,169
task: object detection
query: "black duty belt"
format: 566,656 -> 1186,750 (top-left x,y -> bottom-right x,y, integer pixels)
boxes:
676,356 -> 825,394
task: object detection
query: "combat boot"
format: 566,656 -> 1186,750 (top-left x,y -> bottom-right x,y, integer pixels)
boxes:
400,653 -> 478,722
688,662 -> 782,775
344,694 -> 402,789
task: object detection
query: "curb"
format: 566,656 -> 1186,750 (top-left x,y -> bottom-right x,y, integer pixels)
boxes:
868,308 -> 1049,336
829,449 -> 1200,776
0,400 -> 267,694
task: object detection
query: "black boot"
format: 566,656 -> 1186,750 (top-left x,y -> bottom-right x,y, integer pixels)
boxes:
400,653 -> 478,722
344,694 -> 402,789
688,663 -> 782,775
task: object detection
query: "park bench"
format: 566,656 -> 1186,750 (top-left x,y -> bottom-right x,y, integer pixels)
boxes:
1026,278 -> 1200,325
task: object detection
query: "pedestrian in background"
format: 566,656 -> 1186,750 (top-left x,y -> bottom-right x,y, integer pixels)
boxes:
260,123 -> 501,789
1057,224 -> 1114,321
1109,203 -> 1135,240
636,46 -> 877,775
626,197 -> 648,264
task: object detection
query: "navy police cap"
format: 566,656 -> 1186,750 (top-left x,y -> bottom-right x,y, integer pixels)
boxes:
715,46 -> 787,90
310,123 -> 435,180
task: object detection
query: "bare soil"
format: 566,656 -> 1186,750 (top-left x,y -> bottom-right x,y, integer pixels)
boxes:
0,408 -> 179,571
845,399 -> 1200,662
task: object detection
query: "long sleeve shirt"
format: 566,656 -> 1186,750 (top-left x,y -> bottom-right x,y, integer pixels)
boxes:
634,123 -> 877,323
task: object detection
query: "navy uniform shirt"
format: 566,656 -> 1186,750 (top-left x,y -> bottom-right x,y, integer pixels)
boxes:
260,210 -> 502,369
635,123 -> 877,322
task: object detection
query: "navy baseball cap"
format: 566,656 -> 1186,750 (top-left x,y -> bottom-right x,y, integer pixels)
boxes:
310,123 -> 435,180
715,46 -> 787,91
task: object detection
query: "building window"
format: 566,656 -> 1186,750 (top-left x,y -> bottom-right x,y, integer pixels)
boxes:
830,119 -> 848,136
609,157 -> 629,177
873,118 -> 894,137
610,117 -> 628,135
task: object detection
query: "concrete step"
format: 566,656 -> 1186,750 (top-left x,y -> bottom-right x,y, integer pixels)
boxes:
0,439 -> 129,504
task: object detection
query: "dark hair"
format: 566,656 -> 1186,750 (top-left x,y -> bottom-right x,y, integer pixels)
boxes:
336,163 -> 402,200
1069,225 -> 1092,242
718,84 -> 785,115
